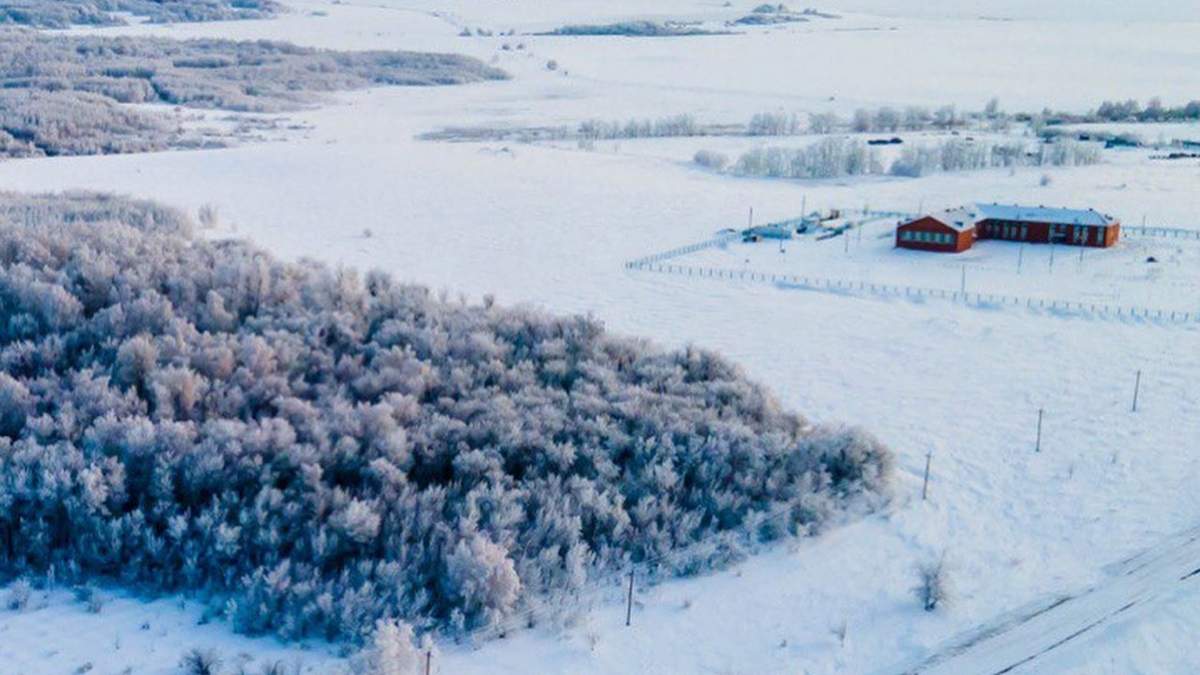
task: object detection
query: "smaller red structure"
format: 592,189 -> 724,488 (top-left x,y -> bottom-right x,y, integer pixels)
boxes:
894,209 -> 975,253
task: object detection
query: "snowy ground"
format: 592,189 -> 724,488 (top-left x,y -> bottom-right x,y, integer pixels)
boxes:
3,1 -> 1200,673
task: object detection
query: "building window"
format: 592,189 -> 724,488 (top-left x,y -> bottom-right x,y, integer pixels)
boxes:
1019,225 -> 1027,239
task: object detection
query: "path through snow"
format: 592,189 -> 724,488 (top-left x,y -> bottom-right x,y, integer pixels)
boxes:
892,525 -> 1200,674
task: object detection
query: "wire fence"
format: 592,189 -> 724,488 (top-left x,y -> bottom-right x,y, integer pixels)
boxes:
1122,225 -> 1200,240
627,232 -> 742,267
625,259 -> 1200,324
465,496 -> 816,645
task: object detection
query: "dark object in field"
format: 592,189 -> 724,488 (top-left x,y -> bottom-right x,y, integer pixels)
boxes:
1149,152 -> 1200,160
867,137 -> 904,145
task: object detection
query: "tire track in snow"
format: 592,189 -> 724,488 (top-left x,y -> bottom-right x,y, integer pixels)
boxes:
889,525 -> 1200,675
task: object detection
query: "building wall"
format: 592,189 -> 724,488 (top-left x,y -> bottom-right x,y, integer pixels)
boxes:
896,217 -> 970,252
977,219 -> 1119,248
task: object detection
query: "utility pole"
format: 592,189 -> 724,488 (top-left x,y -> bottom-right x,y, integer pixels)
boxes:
960,264 -> 967,293
1017,243 -> 1024,275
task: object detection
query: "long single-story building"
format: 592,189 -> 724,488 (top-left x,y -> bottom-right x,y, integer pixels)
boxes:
896,204 -> 1120,253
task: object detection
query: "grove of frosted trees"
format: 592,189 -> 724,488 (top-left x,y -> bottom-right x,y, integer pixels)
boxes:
699,137 -> 1101,180
0,30 -> 508,158
0,192 -> 893,644
0,1 -> 281,28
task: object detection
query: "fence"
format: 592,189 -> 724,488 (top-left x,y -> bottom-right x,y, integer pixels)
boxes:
625,259 -> 1200,324
1122,225 -> 1200,240
466,494 -> 813,645
626,232 -> 742,267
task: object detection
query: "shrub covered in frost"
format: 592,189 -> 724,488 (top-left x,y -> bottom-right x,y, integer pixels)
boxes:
0,192 -> 892,643
543,21 -> 721,37
731,138 -> 883,179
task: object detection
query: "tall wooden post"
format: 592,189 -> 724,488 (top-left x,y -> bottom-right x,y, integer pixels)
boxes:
1132,370 -> 1142,412
625,569 -> 635,627
1017,244 -> 1024,275
922,451 -> 932,501
425,650 -> 432,675
1035,408 -> 1044,453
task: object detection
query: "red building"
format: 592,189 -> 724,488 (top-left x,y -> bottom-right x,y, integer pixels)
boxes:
896,204 -> 1120,253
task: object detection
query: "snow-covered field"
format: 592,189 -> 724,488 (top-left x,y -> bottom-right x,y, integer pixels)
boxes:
3,1 -> 1200,673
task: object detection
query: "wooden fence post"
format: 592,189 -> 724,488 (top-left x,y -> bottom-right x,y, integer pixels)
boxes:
625,569 -> 635,627
425,649 -> 432,675
922,451 -> 932,501
1132,370 -> 1142,412
1035,408 -> 1044,453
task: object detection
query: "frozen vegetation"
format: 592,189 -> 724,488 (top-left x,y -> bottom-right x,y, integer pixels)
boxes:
0,192 -> 893,645
540,21 -> 725,37
0,0 -> 281,29
0,30 -> 507,158
703,137 -> 1102,180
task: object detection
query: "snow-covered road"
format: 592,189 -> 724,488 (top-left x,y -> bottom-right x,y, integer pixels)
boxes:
895,525 -> 1200,674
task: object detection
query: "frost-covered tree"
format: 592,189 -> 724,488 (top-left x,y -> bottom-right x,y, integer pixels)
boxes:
0,191 -> 893,644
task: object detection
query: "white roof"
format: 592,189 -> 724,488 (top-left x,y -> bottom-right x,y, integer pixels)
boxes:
909,208 -> 976,232
973,203 -> 1116,227
904,203 -> 1118,231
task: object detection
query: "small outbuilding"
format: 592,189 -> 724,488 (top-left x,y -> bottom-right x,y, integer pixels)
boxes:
894,208 -> 976,253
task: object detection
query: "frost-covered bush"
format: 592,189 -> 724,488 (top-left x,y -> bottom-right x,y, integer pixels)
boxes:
579,114 -> 699,140
0,192 -> 892,644
5,577 -> 31,610
180,648 -> 223,675
747,112 -> 802,136
353,620 -> 424,675
732,138 -> 882,179
544,21 -> 719,37
0,30 -> 507,158
889,139 -> 1100,177
915,557 -> 949,612
693,149 -> 729,170
0,1 -> 281,28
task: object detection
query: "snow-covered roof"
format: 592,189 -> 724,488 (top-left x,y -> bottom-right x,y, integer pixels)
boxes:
973,203 -> 1117,227
933,208 -> 977,232
903,209 -> 975,232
